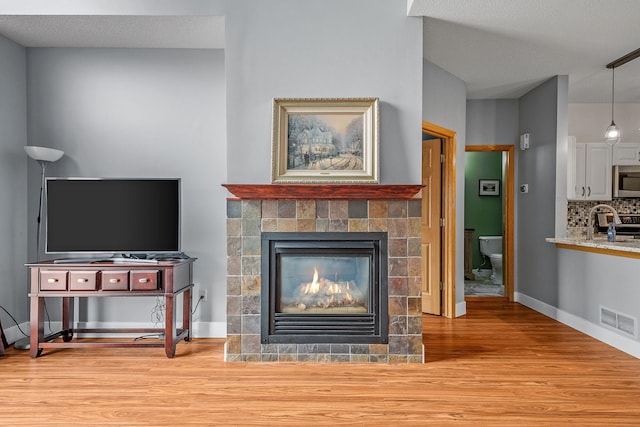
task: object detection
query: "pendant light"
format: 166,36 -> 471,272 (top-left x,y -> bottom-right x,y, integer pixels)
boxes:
603,48 -> 640,145
603,66 -> 621,145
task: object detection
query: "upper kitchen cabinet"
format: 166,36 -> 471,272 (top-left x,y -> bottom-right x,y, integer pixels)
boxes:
612,142 -> 640,165
568,136 -> 612,201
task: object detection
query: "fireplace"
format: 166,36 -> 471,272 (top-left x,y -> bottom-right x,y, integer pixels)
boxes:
224,186 -> 424,363
261,232 -> 388,344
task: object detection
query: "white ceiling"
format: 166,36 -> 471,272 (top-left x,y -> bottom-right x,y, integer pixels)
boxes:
410,0 -> 640,102
2,4 -> 640,103
0,15 -> 224,49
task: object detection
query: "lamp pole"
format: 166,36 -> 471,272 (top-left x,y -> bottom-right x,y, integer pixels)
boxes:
16,146 -> 64,350
34,160 -> 48,262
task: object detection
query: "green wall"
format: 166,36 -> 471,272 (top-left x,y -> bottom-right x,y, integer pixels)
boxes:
464,151 -> 503,268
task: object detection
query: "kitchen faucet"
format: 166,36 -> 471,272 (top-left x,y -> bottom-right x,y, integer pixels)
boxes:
586,204 -> 622,240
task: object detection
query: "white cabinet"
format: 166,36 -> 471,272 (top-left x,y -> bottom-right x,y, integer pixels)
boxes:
568,137 -> 612,201
612,143 -> 640,165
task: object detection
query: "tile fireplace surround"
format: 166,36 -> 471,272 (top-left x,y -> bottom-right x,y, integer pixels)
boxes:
224,184 -> 424,363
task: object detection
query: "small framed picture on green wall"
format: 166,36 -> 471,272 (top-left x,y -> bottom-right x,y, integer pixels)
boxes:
479,179 -> 500,196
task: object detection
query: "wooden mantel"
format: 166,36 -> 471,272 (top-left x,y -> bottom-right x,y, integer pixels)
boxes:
222,184 -> 423,200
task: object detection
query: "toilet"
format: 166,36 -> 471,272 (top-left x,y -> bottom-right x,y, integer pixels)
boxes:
478,236 -> 503,285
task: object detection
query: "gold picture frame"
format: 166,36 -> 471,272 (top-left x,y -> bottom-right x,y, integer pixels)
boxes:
271,98 -> 379,183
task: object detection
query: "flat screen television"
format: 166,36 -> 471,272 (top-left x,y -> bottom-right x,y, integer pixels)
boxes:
45,178 -> 181,256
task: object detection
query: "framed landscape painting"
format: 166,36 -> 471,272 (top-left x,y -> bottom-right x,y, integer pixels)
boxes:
479,179 -> 500,196
271,98 -> 379,183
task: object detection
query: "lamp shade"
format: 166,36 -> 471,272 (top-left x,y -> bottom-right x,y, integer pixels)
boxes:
604,121 -> 621,145
24,146 -> 64,162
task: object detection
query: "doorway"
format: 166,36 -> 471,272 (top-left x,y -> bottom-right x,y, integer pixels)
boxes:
421,122 -> 456,318
464,145 -> 514,301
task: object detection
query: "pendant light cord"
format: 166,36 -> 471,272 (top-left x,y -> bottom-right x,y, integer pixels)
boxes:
611,66 -> 615,122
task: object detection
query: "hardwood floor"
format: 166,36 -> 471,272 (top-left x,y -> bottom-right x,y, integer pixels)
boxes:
1,300 -> 639,426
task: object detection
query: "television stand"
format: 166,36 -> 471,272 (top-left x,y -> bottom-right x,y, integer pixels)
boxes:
26,258 -> 194,358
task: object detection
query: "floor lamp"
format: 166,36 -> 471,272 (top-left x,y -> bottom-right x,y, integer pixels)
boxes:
14,146 -> 65,350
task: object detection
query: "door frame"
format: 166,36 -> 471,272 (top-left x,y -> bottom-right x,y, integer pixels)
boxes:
422,121 -> 456,318
465,145 -> 515,301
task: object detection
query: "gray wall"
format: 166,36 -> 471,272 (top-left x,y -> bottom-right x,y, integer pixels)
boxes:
0,34 -> 28,341
9,0 -> 424,338
422,59 -> 468,313
557,243 -> 640,352
466,100 -> 519,147
225,0 -> 423,184
20,0 -> 424,334
26,48 -> 227,331
517,76 -> 567,305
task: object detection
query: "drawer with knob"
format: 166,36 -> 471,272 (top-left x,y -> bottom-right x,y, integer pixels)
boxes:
130,270 -> 161,291
40,271 -> 69,291
35,267 -> 167,293
69,271 -> 98,291
101,270 -> 130,291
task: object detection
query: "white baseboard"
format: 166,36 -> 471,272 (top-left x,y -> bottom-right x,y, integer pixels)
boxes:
455,300 -> 467,317
191,321 -> 226,338
515,292 -> 640,359
2,321 -> 227,343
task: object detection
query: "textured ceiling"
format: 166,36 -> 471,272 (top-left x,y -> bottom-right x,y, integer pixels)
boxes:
410,0 -> 640,101
0,15 -> 224,49
2,4 -> 640,102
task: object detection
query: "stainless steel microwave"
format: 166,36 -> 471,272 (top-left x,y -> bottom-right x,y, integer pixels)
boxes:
614,165 -> 640,197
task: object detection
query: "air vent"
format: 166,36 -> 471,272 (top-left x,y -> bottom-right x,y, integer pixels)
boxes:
600,307 -> 617,328
617,314 -> 636,337
600,306 -> 637,338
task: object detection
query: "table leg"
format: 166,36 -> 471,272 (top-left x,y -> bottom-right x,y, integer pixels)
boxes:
29,296 -> 45,358
62,297 -> 74,342
182,288 -> 192,342
164,295 -> 176,358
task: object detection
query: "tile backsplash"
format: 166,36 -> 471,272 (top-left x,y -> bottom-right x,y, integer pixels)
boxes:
567,199 -> 640,237
568,199 -> 640,227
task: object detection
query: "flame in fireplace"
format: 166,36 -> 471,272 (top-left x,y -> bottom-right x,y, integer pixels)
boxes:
311,267 -> 320,293
293,267 -> 363,310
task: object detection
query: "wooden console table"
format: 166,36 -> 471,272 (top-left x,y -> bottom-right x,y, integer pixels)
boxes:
26,258 -> 195,358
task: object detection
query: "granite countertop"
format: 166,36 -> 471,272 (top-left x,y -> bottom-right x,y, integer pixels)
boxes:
546,236 -> 640,254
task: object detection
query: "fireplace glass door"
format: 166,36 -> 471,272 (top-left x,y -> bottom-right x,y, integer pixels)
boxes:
261,232 -> 388,344
279,253 -> 371,314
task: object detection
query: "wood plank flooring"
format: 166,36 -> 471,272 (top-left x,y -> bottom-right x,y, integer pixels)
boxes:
1,300 -> 639,426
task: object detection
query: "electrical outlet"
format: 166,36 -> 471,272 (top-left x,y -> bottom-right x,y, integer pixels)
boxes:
199,289 -> 208,302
